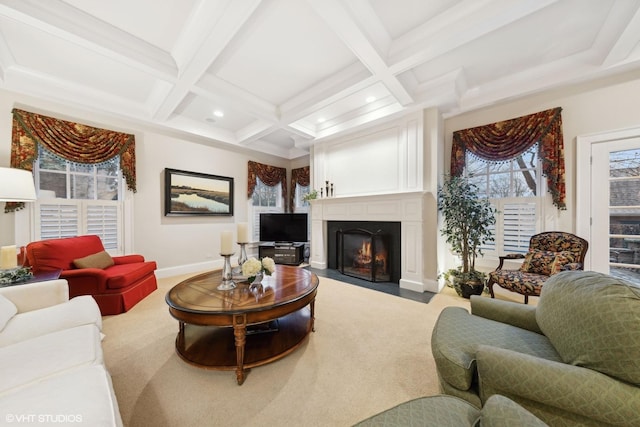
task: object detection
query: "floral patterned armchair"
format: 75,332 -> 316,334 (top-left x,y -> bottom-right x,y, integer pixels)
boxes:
487,231 -> 588,304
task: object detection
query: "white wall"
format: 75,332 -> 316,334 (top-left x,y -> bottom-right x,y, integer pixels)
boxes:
0,88 -> 298,276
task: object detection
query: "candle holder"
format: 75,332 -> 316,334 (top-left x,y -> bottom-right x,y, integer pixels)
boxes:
218,253 -> 236,290
232,242 -> 248,276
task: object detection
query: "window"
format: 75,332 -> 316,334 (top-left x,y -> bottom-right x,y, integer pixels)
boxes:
294,183 -> 310,211
465,144 -> 543,256
250,177 -> 283,242
34,146 -> 123,251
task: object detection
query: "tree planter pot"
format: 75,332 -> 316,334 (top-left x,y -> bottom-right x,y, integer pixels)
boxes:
459,281 -> 485,299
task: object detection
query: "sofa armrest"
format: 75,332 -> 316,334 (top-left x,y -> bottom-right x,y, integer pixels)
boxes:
0,279 -> 69,313
470,296 -> 542,334
113,254 -> 145,264
61,269 -> 109,293
477,346 -> 640,426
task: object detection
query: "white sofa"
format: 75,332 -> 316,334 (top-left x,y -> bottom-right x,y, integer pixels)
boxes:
0,279 -> 122,426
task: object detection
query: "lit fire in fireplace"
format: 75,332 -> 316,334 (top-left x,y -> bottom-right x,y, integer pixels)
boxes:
353,239 -> 388,274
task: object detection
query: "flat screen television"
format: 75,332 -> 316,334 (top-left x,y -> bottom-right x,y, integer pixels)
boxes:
259,213 -> 308,243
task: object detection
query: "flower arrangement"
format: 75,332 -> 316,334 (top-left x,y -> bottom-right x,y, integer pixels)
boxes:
302,190 -> 317,202
241,256 -> 276,283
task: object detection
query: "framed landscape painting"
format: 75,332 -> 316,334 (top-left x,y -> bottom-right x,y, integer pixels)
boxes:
164,168 -> 234,216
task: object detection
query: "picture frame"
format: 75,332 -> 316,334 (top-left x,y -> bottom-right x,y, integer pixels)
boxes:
164,168 -> 234,216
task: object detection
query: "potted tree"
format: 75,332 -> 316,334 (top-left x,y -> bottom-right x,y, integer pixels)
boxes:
437,175 -> 496,298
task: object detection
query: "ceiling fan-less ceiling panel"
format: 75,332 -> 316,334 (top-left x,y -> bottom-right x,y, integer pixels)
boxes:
175,92 -> 256,132
1,18 -> 157,104
408,0 -> 611,90
213,0 -> 358,105
61,0 -> 196,52
370,0 -> 459,39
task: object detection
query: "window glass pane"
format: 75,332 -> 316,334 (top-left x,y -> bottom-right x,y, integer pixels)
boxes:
70,162 -> 93,174
38,148 -> 66,171
611,179 -> 640,206
488,172 -> 512,198
512,171 -> 537,197
71,175 -> 94,199
39,171 -> 67,198
610,149 -> 640,178
97,176 -> 119,200
97,158 -> 119,177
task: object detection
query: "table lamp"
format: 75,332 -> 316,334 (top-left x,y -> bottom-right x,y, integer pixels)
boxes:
0,167 -> 37,270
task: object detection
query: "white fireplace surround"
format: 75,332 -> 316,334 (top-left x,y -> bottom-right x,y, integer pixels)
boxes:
309,191 -> 437,293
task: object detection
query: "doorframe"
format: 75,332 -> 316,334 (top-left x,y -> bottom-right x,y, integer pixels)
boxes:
576,125 -> 640,271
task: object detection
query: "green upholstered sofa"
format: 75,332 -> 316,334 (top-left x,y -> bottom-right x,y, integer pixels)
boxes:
353,394 -> 548,426
431,270 -> 640,426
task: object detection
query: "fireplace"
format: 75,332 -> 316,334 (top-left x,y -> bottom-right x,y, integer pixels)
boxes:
327,221 -> 401,283
338,228 -> 390,282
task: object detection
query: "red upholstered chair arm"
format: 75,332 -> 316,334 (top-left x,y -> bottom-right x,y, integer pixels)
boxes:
60,268 -> 110,293
495,253 -> 525,271
113,254 -> 145,264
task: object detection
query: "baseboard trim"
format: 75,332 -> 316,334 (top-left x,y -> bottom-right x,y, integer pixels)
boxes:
155,260 -> 223,279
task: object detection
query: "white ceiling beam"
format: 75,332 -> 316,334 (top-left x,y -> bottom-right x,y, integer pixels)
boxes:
388,0 -> 558,74
152,0 -> 263,121
307,0 -> 413,106
0,0 -> 177,79
597,1 -> 640,67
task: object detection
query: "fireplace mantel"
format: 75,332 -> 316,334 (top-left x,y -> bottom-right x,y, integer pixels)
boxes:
309,191 -> 437,292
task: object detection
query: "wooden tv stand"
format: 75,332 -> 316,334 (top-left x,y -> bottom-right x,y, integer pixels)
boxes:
258,243 -> 304,265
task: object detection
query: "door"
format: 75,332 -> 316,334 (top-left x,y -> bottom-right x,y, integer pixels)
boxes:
590,137 -> 640,284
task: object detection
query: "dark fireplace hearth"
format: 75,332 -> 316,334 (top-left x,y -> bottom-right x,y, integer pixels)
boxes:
328,221 -> 401,284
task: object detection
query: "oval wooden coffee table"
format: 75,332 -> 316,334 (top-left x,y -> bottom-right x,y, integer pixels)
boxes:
166,265 -> 318,385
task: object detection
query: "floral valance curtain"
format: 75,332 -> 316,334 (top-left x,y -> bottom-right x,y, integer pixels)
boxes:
247,160 -> 287,208
450,107 -> 565,209
7,109 -> 136,212
290,166 -> 310,212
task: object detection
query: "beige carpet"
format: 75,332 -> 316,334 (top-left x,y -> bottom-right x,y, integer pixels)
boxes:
101,272 -> 471,427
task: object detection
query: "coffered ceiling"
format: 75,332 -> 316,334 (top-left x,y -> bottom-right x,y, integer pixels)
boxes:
0,0 -> 639,159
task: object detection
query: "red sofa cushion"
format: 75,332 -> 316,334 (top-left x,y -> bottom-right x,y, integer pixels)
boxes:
27,235 -> 105,272
104,261 -> 158,289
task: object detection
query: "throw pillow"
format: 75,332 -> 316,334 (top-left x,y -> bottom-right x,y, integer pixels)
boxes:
520,250 -> 557,276
537,270 -> 640,386
73,251 -> 114,269
549,251 -> 576,275
0,294 -> 18,332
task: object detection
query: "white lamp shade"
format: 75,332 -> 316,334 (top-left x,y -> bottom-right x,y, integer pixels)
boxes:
0,167 -> 37,202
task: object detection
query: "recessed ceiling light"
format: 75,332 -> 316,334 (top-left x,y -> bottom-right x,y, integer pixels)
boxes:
366,96 -> 376,103
213,110 -> 224,118
317,117 -> 326,123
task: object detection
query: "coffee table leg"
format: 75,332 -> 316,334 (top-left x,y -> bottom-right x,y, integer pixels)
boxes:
177,321 -> 185,351
310,300 -> 316,332
233,314 -> 247,385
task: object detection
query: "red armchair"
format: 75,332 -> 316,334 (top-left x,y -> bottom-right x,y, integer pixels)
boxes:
25,235 -> 157,315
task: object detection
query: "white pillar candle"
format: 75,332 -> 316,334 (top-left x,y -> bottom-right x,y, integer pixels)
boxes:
221,231 -> 234,255
237,222 -> 249,243
0,245 -> 17,270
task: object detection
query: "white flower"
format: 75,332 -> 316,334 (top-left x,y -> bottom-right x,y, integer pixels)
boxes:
241,257 -> 262,277
262,257 -> 275,275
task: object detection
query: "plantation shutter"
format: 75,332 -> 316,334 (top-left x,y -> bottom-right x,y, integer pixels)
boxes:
36,200 -> 121,251
37,201 -> 79,240
502,200 -> 538,253
86,202 -> 120,250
